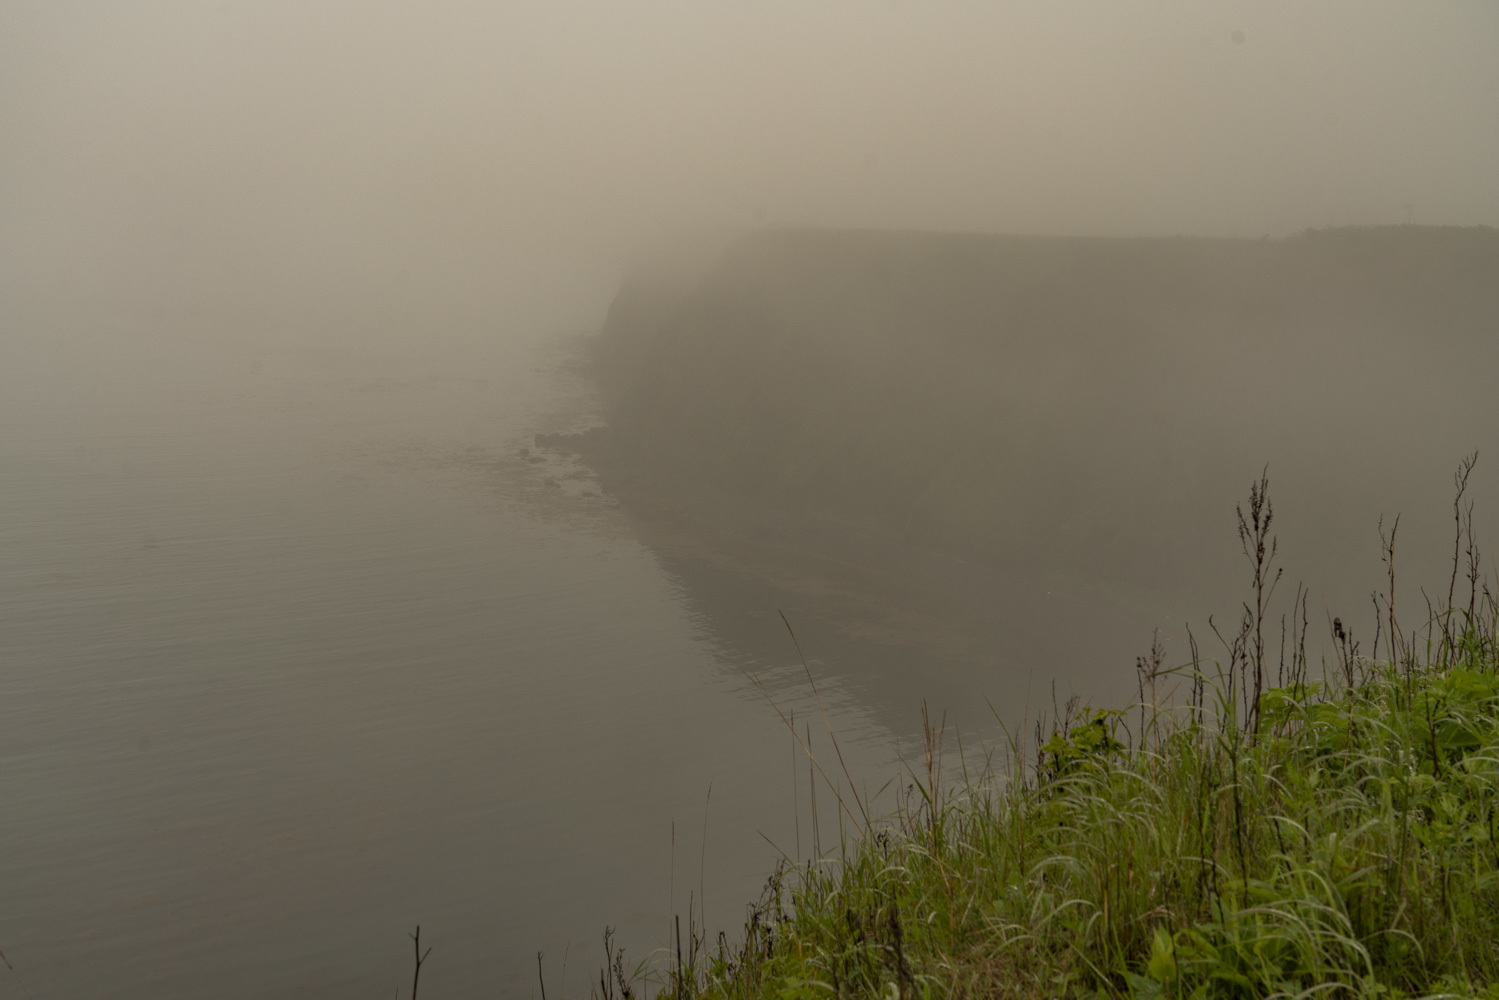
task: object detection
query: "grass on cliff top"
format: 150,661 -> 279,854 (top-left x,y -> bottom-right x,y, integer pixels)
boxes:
612,470 -> 1499,1000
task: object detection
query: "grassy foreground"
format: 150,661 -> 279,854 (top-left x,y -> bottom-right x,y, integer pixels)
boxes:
625,476 -> 1499,1000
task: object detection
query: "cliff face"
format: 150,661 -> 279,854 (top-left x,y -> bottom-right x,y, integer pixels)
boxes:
581,226 -> 1499,625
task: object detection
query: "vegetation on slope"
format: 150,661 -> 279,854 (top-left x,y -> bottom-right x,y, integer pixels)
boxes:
612,472 -> 1499,1000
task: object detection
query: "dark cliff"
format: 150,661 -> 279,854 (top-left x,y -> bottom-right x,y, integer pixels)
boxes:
573,226 -> 1499,643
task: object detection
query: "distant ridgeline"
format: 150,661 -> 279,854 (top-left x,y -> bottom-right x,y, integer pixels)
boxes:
555,226 -> 1499,617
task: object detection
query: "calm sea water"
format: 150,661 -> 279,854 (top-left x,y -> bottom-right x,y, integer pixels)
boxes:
0,311 -> 921,998
6,301 -> 1486,996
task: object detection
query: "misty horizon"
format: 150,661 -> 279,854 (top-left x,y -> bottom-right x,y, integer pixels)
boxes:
5,2 -> 1499,331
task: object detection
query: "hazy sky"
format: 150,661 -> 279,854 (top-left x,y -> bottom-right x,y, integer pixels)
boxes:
3,2 -> 1497,325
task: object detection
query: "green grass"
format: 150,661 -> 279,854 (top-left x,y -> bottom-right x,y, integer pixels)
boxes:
629,479 -> 1499,1000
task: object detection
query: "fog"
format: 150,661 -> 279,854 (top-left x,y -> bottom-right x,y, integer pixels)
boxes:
4,4 -> 1499,996
4,2 -> 1498,335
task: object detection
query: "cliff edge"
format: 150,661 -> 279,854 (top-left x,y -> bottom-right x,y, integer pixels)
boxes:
554,226 -> 1499,665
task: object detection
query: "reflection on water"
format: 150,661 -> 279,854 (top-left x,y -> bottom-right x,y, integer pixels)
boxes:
0,314 -> 1010,998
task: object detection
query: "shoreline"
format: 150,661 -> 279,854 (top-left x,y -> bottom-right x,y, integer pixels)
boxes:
535,425 -> 1158,718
